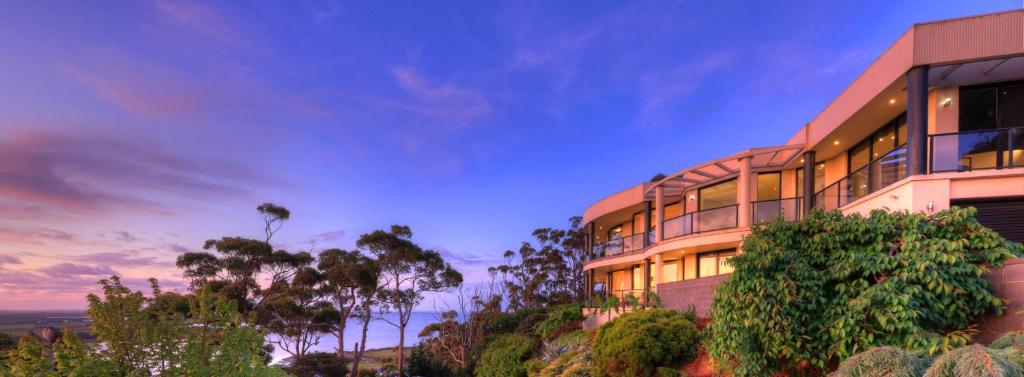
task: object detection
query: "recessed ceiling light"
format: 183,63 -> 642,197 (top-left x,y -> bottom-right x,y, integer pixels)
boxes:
800,158 -> 805,163
889,99 -> 896,104
833,140 -> 840,145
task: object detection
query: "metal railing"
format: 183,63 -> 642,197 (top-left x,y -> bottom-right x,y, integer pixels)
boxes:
930,126 -> 1023,173
663,204 -> 739,240
590,231 -> 653,260
813,146 -> 907,211
751,198 -> 802,223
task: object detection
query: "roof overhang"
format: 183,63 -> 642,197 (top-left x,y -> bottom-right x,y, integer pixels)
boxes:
643,144 -> 804,200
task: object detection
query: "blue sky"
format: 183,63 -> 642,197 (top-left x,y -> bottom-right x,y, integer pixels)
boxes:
0,0 -> 1019,308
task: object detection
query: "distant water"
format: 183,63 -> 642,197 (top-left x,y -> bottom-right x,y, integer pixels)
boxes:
271,312 -> 439,361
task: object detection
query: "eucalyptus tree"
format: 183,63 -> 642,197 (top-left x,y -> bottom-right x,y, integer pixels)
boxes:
256,266 -> 334,360
356,225 -> 463,377
175,203 -> 312,314
316,248 -> 380,360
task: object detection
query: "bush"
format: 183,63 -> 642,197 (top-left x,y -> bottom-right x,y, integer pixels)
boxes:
534,331 -> 592,377
476,334 -> 535,377
285,352 -> 349,377
830,347 -> 931,377
708,208 -> 1022,376
408,344 -> 458,377
535,305 -> 585,340
591,309 -> 701,377
923,344 -> 1022,377
992,332 -> 1024,350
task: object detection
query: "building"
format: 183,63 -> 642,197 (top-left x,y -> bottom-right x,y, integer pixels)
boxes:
581,10 -> 1024,329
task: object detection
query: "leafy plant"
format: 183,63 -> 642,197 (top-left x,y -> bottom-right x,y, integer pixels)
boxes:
476,334 -> 535,377
591,308 -> 701,377
923,344 -> 1022,377
707,208 -> 1022,376
536,305 -> 585,340
830,347 -> 931,377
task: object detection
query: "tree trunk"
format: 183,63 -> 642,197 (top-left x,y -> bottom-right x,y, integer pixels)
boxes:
397,323 -> 405,377
336,317 -> 346,360
350,311 -> 371,377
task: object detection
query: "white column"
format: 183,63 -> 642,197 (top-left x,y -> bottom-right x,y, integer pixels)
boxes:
654,186 -> 665,243
738,156 -> 752,228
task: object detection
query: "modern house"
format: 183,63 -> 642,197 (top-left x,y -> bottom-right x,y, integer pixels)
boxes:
581,10 -> 1024,330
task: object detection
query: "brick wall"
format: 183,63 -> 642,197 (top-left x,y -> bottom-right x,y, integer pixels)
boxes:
978,259 -> 1024,342
657,274 -> 730,316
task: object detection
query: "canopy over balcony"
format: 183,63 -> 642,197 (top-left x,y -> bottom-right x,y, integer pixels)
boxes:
644,144 -> 804,200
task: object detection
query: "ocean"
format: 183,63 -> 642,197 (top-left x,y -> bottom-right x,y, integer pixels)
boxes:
271,312 -> 439,361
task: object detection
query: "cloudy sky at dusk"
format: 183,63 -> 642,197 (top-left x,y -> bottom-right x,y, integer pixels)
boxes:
0,0 -> 1018,309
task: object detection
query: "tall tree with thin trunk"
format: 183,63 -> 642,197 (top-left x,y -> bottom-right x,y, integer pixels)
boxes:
316,249 -> 379,361
356,225 -> 462,377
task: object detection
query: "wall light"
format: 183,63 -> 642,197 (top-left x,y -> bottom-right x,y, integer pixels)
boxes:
941,97 -> 953,107
688,195 -> 696,201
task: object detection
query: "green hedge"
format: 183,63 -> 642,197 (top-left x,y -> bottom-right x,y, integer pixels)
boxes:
591,309 -> 700,377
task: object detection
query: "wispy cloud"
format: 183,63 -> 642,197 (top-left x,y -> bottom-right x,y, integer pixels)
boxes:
0,129 -> 271,218
387,66 -> 493,123
38,263 -> 118,277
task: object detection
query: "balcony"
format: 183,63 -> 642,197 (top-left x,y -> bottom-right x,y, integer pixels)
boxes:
930,127 -> 1024,173
752,198 -> 802,224
590,231 -> 653,260
813,146 -> 908,211
663,204 -> 738,240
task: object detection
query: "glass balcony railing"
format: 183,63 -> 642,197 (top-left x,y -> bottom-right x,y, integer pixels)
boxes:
590,231 -> 653,260
663,204 -> 738,240
813,146 -> 907,211
752,198 -> 802,224
930,127 -> 1023,173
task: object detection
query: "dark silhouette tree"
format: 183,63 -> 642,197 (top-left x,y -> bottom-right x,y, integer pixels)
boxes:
316,248 -> 380,361
256,266 -> 333,360
356,225 -> 463,377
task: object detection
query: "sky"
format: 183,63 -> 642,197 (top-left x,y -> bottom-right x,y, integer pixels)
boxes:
0,0 -> 1020,310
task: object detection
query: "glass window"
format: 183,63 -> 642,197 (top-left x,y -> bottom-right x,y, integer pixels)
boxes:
632,266 -> 643,293
633,213 -> 645,234
960,87 -> 998,131
872,126 -> 896,159
814,163 -> 825,191
664,202 -> 682,219
611,269 -> 631,291
662,260 -> 679,283
1002,84 -> 1024,128
796,169 -> 804,197
608,225 -> 623,240
897,119 -> 907,146
849,142 -> 870,172
699,179 -> 737,210
756,172 -> 781,201
698,250 -> 736,277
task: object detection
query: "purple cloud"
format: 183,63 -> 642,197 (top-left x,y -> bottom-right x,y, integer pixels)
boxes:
0,255 -> 22,265
38,263 -> 118,277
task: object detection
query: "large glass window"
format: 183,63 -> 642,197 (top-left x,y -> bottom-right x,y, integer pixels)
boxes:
814,163 -> 825,191
611,269 -> 632,292
698,250 -> 736,277
756,172 -> 781,201
796,169 -> 804,198
662,260 -> 679,283
844,113 -> 908,203
960,86 -> 998,131
1003,84 -> 1024,128
699,179 -> 737,210
664,202 -> 682,219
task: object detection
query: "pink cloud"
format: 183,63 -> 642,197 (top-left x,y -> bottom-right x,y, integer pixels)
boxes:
0,129 -> 271,218
388,66 -> 493,122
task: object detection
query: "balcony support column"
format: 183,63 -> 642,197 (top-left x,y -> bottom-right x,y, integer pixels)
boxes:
737,156 -> 752,228
643,201 -> 652,248
642,260 -> 651,305
654,187 -> 665,243
588,222 -> 595,258
802,151 -> 815,216
907,65 -> 929,176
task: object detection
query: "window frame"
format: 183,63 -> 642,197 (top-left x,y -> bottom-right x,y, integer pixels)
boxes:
698,178 -> 738,211
696,249 -> 737,278
845,113 -> 908,193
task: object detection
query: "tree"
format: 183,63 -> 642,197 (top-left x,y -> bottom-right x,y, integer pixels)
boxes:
490,217 -> 588,310
317,248 -> 380,360
176,203 -> 311,315
357,225 -> 463,377
257,266 -> 334,360
707,207 -> 1023,376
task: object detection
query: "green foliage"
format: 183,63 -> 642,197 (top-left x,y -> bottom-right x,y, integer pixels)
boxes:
476,334 -> 535,377
991,332 -> 1024,350
591,309 -> 701,377
830,347 -> 931,377
534,331 -> 593,377
655,367 -> 681,377
923,344 -> 1022,377
707,208 -> 1022,376
1,336 -> 55,377
284,352 -> 349,377
408,344 -> 459,377
535,305 -> 585,340
0,333 -> 17,354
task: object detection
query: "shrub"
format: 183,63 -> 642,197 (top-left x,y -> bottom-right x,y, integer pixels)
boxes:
591,308 -> 701,377
923,344 -> 1022,377
830,347 -> 931,377
408,344 -> 457,377
992,332 -> 1024,350
708,208 -> 1022,376
476,334 -> 535,377
285,352 -> 348,377
536,305 -> 585,340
